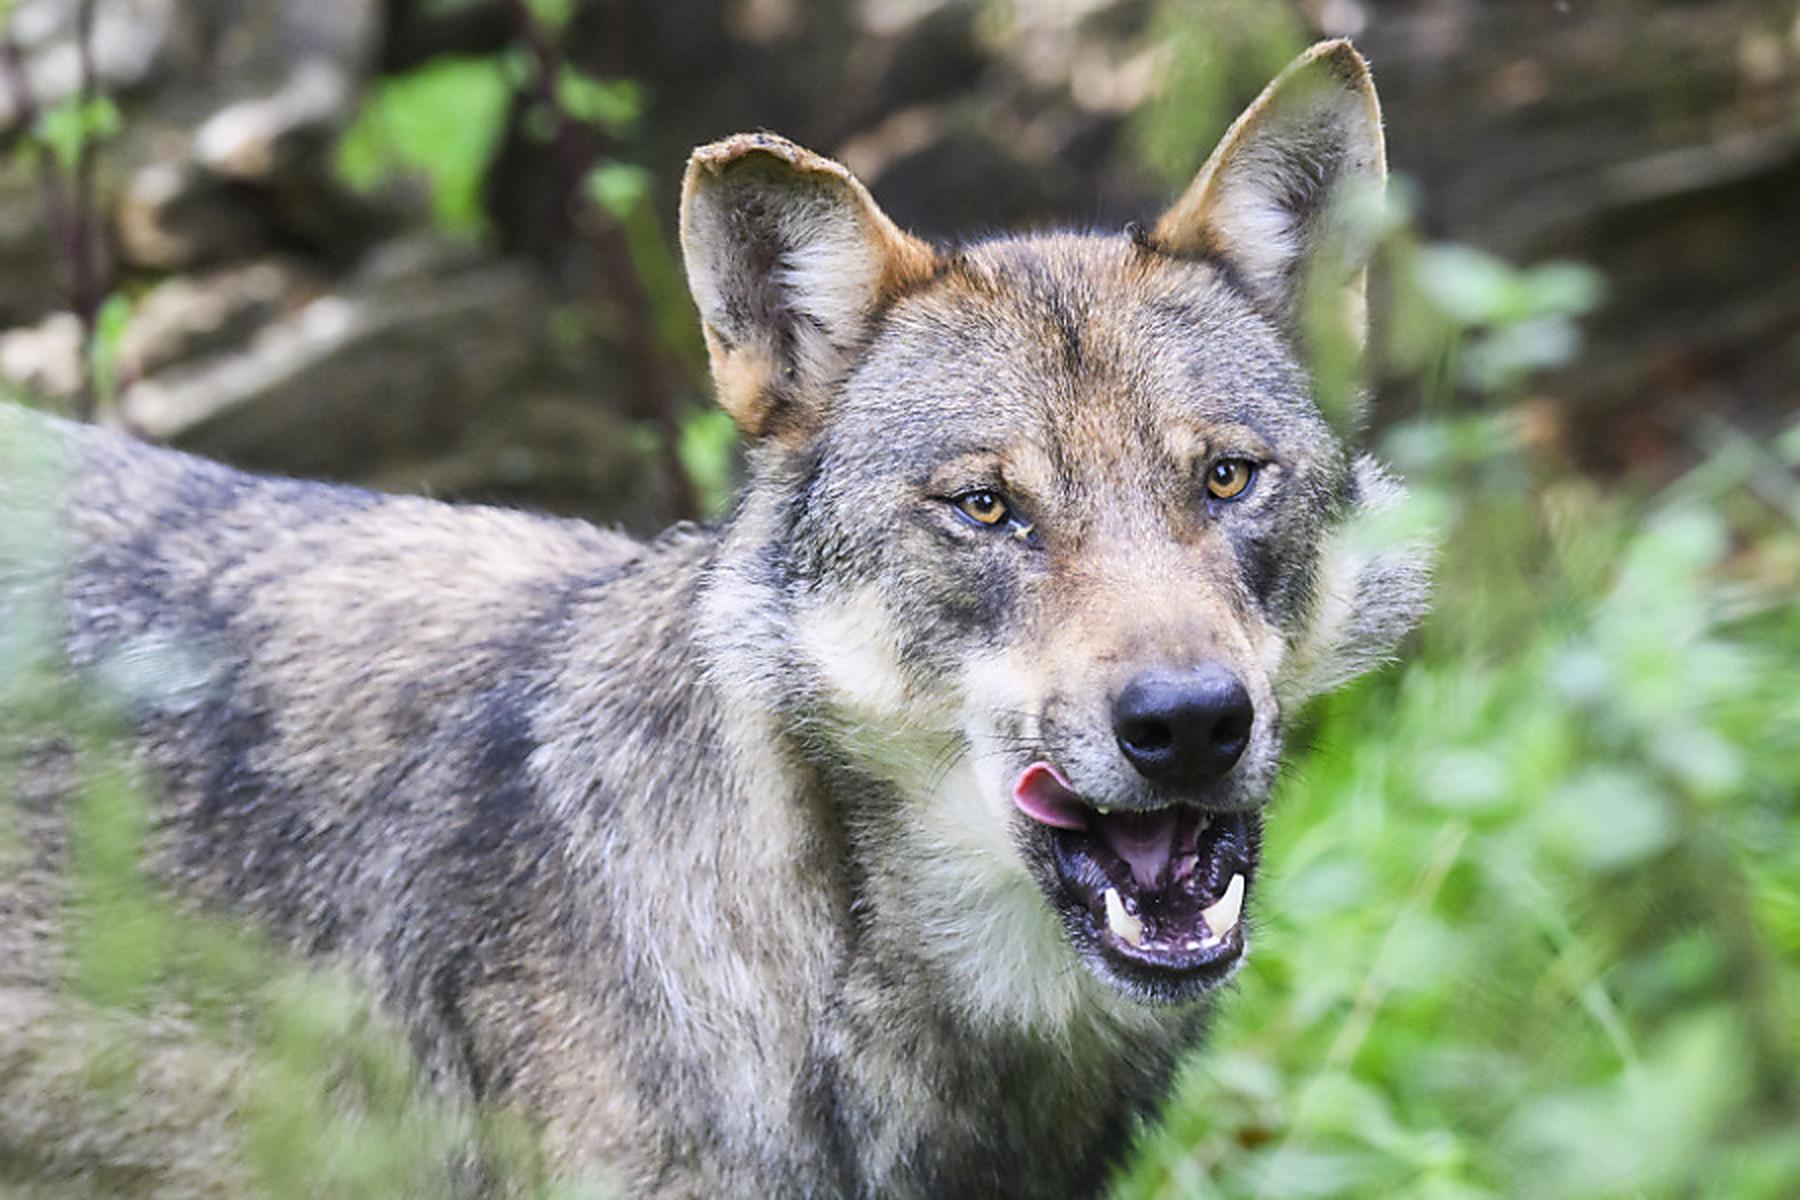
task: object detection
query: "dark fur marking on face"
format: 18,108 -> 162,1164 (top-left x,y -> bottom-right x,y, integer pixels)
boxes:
923,550 -> 1019,645
987,244 -> 1090,375
1234,525 -> 1293,621
1044,286 -> 1085,374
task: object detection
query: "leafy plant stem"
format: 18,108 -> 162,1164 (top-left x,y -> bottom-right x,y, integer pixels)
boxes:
498,0 -> 700,519
0,0 -> 110,421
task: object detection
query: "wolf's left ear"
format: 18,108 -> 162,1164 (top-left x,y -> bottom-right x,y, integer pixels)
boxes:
680,134 -> 942,442
1152,40 -> 1385,351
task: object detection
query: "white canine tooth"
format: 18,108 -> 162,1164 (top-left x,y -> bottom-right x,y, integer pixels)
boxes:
1104,887 -> 1143,948
1201,873 -> 1246,939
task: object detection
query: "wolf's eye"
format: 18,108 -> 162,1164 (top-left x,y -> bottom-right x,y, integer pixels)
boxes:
1205,458 -> 1257,502
954,490 -> 1011,527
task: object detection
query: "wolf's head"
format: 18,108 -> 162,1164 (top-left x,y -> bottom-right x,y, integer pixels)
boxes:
683,42 -> 1429,1018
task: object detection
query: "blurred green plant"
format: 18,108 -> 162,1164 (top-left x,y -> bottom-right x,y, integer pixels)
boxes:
1127,0 -> 1307,189
335,55 -> 513,238
28,92 -> 119,173
2,0 -> 118,421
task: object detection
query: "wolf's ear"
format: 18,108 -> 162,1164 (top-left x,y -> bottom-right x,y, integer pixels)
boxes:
680,134 -> 941,441
1152,40 -> 1385,351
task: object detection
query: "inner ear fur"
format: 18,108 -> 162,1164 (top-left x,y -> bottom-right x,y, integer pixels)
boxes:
679,133 -> 941,442
1152,39 -> 1386,350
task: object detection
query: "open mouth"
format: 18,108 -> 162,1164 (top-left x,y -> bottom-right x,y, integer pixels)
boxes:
1015,762 -> 1258,998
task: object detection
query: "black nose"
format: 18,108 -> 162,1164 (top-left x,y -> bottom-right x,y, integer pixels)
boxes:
1112,666 -> 1254,786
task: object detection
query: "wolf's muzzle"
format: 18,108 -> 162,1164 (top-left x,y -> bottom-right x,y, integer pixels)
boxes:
1111,664 -> 1253,789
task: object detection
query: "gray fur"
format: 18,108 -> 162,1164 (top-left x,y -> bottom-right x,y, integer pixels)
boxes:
0,41 -> 1428,1199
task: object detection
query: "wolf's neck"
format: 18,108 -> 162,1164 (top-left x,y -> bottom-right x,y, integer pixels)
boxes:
676,526 -> 1196,1195
543,514 -> 1196,1195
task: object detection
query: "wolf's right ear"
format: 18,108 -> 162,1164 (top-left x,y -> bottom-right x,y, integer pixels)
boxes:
680,134 -> 941,442
1152,40 -> 1385,353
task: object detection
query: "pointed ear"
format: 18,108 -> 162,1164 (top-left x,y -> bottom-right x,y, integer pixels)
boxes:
679,134 -> 942,442
1152,40 -> 1385,351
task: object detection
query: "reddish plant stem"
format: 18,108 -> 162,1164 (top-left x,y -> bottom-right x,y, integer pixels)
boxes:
499,0 -> 700,520
66,0 -> 104,420
1,0 -> 109,421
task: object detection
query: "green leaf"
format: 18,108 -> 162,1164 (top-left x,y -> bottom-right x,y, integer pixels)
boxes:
88,291 -> 133,406
525,0 -> 577,33
32,94 -> 121,170
1422,747 -> 1512,816
678,407 -> 739,518
1519,261 -> 1605,319
558,69 -> 642,134
1413,244 -> 1520,326
1540,767 -> 1675,872
334,56 -> 512,238
583,160 -> 652,221
1461,317 -> 1581,391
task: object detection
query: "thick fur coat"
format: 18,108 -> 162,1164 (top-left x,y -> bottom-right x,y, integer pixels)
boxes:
0,41 -> 1428,1198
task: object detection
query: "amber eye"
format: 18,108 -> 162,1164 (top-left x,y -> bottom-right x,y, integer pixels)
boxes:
1206,458 -> 1257,502
954,490 -> 1010,527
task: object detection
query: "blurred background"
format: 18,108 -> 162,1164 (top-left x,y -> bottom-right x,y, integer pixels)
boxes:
0,1 -> 1795,1197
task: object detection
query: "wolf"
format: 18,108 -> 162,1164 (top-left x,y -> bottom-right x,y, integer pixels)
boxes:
0,39 -> 1427,1199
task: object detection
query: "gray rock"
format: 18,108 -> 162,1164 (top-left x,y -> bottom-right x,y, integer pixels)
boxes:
116,257 -> 309,381
121,246 -> 551,482
0,310 -> 83,402
115,157 -> 267,270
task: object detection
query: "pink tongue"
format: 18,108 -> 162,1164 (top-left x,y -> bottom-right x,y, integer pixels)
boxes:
1096,810 -> 1178,890
1012,762 -> 1088,831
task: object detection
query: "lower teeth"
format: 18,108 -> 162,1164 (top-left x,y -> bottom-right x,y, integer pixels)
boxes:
1103,887 -> 1143,947
1200,874 -> 1246,938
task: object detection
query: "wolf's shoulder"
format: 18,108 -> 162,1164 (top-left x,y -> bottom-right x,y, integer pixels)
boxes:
0,401 -> 646,577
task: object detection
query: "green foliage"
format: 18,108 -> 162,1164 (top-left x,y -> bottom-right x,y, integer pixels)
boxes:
525,0 -> 579,35
559,70 -> 643,136
1127,0 -> 1306,188
678,407 -> 740,518
30,93 -> 121,170
335,56 -> 513,238
87,291 -> 132,407
1411,246 -> 1605,392
583,160 -> 652,222
585,159 -> 705,373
